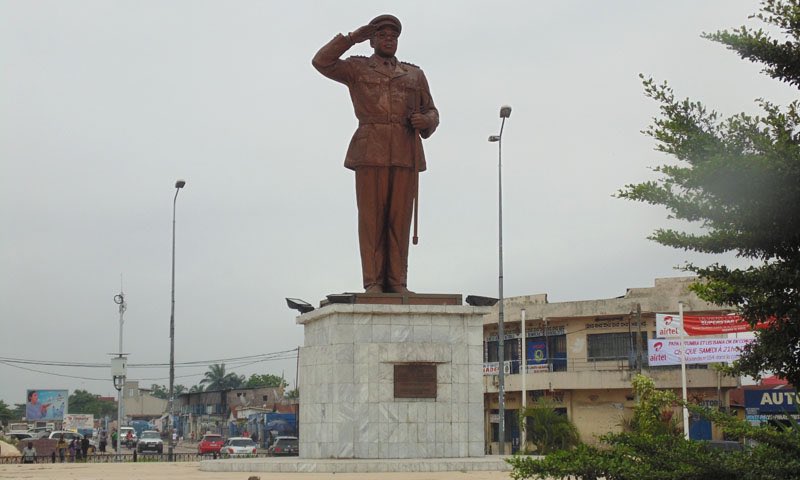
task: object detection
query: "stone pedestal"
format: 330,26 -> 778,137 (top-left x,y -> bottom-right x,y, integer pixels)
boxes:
296,302 -> 489,459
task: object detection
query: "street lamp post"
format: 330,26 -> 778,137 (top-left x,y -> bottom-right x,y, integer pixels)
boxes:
168,179 -> 186,460
112,290 -> 127,461
489,105 -> 512,454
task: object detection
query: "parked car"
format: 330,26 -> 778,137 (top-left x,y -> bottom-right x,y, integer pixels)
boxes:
268,436 -> 298,456
197,433 -> 225,455
119,427 -> 138,448
136,430 -> 163,454
6,432 -> 33,442
27,426 -> 51,438
220,437 -> 257,457
48,431 -> 83,441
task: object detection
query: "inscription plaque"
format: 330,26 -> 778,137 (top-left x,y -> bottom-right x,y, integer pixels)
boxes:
394,363 -> 437,398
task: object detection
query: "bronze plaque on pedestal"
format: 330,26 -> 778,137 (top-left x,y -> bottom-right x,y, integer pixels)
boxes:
394,363 -> 437,398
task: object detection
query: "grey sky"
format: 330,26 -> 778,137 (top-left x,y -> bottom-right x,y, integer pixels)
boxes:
1,1 -> 794,406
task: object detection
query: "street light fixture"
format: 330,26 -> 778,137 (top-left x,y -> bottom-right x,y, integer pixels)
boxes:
168,178 -> 185,460
489,104 -> 511,454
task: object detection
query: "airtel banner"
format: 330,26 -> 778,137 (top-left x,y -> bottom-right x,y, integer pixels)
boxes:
647,338 -> 753,366
655,313 -> 683,338
656,313 -> 770,337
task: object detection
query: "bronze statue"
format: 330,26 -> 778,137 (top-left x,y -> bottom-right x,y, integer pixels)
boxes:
313,14 -> 439,294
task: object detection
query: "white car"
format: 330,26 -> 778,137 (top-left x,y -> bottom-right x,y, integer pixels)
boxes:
220,437 -> 258,457
136,430 -> 163,454
48,430 -> 83,441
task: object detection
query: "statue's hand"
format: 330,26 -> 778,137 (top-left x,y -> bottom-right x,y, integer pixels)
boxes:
349,24 -> 377,43
410,113 -> 431,131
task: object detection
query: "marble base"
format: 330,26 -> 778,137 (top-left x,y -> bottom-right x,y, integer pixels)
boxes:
296,303 -> 490,459
199,456 -> 514,473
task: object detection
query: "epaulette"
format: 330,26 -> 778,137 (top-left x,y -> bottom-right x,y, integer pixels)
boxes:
347,55 -> 368,60
400,60 -> 420,68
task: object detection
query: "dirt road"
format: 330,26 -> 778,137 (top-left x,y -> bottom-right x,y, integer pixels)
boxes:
0,462 -> 513,480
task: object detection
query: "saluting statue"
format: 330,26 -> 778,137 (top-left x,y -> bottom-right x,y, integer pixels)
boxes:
313,14 -> 439,294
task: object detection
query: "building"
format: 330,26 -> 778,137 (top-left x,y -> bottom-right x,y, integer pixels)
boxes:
174,385 -> 286,440
482,277 -> 740,453
122,380 -> 167,422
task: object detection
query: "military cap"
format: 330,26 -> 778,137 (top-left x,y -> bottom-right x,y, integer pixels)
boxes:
369,14 -> 401,34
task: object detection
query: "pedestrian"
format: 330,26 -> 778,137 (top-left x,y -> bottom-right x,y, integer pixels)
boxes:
99,429 -> 107,453
68,438 -> 76,462
111,429 -> 117,451
81,435 -> 90,460
56,434 -> 67,462
21,441 -> 37,464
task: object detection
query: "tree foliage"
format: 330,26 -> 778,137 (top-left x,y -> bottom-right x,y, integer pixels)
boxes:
617,0 -> 800,386
149,384 -> 187,399
67,389 -> 116,417
508,375 -> 800,480
246,373 -> 287,389
518,399 -> 580,454
0,400 -> 14,424
200,363 -> 245,391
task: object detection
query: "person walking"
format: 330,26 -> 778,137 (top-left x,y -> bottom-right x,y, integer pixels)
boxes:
68,438 -> 76,462
111,429 -> 118,451
81,435 -> 90,459
21,441 -> 37,464
56,434 -> 67,463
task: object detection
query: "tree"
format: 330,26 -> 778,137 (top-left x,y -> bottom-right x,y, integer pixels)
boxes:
618,0 -> 800,386
0,400 -> 14,424
518,399 -> 580,454
285,388 -> 299,400
67,390 -> 116,417
150,384 -> 168,400
245,373 -> 287,389
200,363 -> 245,391
508,375 -> 800,480
189,384 -> 205,393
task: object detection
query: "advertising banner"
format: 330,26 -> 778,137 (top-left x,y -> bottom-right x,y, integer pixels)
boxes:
26,389 -> 67,421
657,313 -> 772,337
744,389 -> 799,414
647,338 -> 753,366
655,313 -> 683,338
682,314 -> 771,336
63,413 -> 94,432
526,340 -> 547,365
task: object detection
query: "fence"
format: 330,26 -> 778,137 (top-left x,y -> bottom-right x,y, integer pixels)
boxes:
0,451 -> 276,464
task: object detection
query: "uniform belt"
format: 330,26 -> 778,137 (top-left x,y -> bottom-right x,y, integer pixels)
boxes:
359,114 -> 407,125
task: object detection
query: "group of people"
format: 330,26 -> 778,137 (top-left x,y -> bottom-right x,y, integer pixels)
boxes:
20,433 -> 92,464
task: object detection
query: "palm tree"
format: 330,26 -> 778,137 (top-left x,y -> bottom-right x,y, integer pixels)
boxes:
200,363 -> 245,390
518,399 -> 580,454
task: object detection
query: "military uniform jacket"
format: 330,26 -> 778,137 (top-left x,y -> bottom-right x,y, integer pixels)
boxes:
313,34 -> 439,171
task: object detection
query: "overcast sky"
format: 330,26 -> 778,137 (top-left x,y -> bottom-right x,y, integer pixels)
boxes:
1,1 -> 794,407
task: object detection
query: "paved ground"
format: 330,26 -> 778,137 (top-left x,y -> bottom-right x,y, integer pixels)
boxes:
0,462 -> 514,480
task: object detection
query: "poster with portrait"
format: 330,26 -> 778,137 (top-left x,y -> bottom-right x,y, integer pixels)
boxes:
25,389 -> 67,421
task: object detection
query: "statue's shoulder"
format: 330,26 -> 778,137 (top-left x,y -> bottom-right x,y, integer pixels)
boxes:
400,60 -> 421,70
346,55 -> 369,62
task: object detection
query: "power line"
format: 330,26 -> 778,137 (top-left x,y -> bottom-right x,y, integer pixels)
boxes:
0,348 -> 298,369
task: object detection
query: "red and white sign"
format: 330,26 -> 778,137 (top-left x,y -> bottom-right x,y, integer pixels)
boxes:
647,338 -> 753,366
656,313 -> 683,338
682,314 -> 771,336
657,313 -> 771,337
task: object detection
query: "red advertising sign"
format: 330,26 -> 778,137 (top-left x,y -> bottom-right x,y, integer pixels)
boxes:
682,314 -> 771,336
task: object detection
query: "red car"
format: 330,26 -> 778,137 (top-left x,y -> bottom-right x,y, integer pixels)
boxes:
197,434 -> 224,455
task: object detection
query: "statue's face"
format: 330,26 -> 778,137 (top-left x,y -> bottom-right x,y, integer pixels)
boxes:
370,26 -> 399,58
